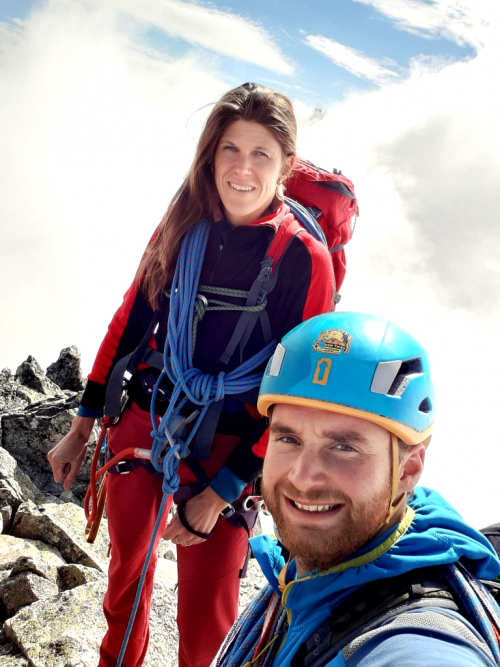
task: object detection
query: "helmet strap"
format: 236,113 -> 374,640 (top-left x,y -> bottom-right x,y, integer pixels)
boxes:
385,433 -> 406,523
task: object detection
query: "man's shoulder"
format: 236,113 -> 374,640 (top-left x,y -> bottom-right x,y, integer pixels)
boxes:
341,607 -> 496,666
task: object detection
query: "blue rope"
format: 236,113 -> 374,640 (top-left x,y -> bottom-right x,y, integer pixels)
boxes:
149,219 -> 276,496
215,584 -> 276,667
440,562 -> 500,664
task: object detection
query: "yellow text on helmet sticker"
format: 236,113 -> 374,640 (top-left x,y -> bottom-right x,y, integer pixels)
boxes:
313,329 -> 352,355
313,358 -> 332,385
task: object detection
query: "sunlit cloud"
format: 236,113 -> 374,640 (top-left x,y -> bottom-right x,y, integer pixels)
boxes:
303,33 -> 400,85
109,0 -> 294,75
352,0 -> 491,49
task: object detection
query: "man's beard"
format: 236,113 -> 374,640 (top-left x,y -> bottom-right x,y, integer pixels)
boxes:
261,477 -> 392,573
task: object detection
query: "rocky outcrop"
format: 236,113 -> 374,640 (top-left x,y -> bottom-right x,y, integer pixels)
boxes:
0,348 -> 267,665
46,347 -> 85,392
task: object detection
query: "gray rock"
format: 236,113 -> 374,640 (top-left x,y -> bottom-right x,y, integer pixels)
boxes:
0,535 -> 65,576
238,558 -> 267,614
3,578 -> 109,667
46,347 -> 85,392
0,627 -> 28,666
4,575 -> 179,667
11,501 -> 109,572
0,571 -> 59,617
158,540 -> 176,562
1,397 -> 98,499
0,368 -> 45,417
58,490 -> 83,507
14,357 -> 61,398
57,564 -> 105,591
0,447 -> 47,517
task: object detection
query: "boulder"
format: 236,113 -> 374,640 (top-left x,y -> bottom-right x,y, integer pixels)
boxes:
4,576 -> 179,667
11,501 -> 109,572
0,627 -> 28,666
14,358 -> 61,398
46,347 -> 85,392
0,535 -> 65,577
1,397 -> 98,499
57,564 -> 105,592
0,571 -> 59,617
3,578 -> 109,667
0,449 -> 48,531
0,368 -> 45,417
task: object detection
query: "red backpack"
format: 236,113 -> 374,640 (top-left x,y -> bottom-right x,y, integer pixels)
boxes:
286,157 -> 358,301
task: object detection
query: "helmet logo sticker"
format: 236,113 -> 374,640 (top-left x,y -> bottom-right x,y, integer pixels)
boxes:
313,329 -> 352,355
313,358 -> 332,385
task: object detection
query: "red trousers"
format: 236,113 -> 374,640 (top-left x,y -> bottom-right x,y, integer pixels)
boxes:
98,402 -> 249,667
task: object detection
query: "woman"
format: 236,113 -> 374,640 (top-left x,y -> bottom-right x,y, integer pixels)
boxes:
48,82 -> 334,667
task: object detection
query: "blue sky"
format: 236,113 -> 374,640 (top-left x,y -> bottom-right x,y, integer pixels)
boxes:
0,0 -> 478,106
1,0 -> 499,525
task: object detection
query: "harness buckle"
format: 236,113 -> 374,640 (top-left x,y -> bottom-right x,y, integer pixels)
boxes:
221,504 -> 235,519
115,460 -> 131,475
242,495 -> 269,514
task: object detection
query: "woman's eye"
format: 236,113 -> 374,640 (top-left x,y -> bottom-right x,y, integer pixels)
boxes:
222,145 -> 236,152
256,151 -> 269,158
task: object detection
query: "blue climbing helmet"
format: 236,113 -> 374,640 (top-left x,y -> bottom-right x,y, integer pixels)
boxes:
258,312 -> 435,446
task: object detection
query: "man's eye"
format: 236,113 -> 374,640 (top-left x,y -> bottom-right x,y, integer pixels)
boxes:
335,444 -> 355,452
278,435 -> 299,444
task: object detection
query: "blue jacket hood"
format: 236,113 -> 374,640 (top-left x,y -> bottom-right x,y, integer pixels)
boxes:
251,487 -> 500,622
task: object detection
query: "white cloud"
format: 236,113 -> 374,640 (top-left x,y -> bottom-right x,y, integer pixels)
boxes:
108,0 -> 294,76
298,35 -> 500,528
352,0 -> 493,49
0,0 -> 228,374
304,33 -> 400,85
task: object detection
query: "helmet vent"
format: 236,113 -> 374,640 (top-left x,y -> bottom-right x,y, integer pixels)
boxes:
418,398 -> 432,414
267,343 -> 286,377
387,358 -> 423,397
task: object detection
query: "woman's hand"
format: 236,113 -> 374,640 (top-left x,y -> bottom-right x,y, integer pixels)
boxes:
163,485 -> 229,546
47,416 -> 95,491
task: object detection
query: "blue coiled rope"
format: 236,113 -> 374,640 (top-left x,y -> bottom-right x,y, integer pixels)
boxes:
116,219 -> 281,666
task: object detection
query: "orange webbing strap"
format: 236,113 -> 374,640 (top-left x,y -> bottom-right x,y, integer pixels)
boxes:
83,416 -> 138,543
85,475 -> 107,543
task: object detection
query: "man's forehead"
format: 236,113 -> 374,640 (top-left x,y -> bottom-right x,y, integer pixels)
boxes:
269,419 -> 370,444
269,403 -> 388,443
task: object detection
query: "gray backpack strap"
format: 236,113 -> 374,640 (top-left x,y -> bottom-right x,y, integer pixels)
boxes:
342,608 -> 495,663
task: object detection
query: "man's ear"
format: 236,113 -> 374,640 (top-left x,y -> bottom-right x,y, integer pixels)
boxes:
398,443 -> 425,494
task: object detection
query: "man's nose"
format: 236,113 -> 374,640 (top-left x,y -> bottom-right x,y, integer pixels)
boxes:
288,450 -> 326,492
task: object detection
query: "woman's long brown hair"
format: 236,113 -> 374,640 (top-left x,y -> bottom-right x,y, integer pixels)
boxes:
135,82 -> 297,309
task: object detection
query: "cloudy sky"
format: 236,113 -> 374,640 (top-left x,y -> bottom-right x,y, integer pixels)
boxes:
1,0 -> 499,528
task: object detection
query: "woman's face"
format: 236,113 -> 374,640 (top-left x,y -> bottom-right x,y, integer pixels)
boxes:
213,119 -> 290,226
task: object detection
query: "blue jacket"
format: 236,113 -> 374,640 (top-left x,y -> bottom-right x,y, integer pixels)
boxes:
249,488 -> 500,667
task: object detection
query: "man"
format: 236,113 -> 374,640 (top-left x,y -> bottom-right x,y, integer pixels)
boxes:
213,312 -> 500,667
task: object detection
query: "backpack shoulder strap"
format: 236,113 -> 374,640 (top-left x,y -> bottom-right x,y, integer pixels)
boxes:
218,214 -> 304,367
103,293 -> 168,418
290,567 -> 460,667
